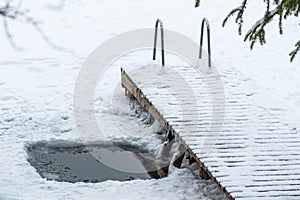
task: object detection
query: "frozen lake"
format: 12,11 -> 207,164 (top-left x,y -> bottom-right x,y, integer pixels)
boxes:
0,0 -> 299,199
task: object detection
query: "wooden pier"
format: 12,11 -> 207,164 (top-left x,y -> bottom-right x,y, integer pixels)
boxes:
120,64 -> 300,200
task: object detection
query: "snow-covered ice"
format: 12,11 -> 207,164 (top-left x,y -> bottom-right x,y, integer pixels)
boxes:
0,0 -> 299,199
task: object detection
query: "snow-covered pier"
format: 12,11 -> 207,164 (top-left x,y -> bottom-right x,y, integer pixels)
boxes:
121,65 -> 300,200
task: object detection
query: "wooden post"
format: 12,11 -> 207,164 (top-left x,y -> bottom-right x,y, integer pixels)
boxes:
173,143 -> 186,168
199,166 -> 210,180
173,153 -> 185,168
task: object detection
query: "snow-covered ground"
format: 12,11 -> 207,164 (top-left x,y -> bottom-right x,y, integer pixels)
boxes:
0,0 -> 299,199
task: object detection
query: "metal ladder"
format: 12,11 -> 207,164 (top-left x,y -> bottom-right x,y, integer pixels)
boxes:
199,18 -> 211,67
152,18 -> 211,68
153,19 -> 165,67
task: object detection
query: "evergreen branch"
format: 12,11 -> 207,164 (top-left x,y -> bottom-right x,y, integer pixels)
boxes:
289,40 -> 300,62
266,0 -> 270,13
244,8 -> 278,48
222,0 -> 248,34
222,6 -> 243,27
222,0 -> 300,61
237,0 -> 248,34
195,0 -> 200,8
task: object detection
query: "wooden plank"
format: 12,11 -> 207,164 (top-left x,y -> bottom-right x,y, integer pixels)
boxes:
120,67 -> 300,200
121,68 -> 235,200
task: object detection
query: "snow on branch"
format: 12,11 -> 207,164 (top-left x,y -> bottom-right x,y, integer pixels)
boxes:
222,0 -> 299,62
244,8 -> 278,49
222,6 -> 243,27
222,0 -> 249,35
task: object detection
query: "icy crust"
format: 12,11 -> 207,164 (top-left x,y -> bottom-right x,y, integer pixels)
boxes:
3,134 -> 227,200
0,87 -> 226,200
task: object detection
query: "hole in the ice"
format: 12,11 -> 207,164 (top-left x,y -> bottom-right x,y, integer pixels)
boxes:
26,141 -> 167,183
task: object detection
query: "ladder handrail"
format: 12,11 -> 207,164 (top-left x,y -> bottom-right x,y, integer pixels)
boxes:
153,19 -> 165,67
199,18 -> 211,67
